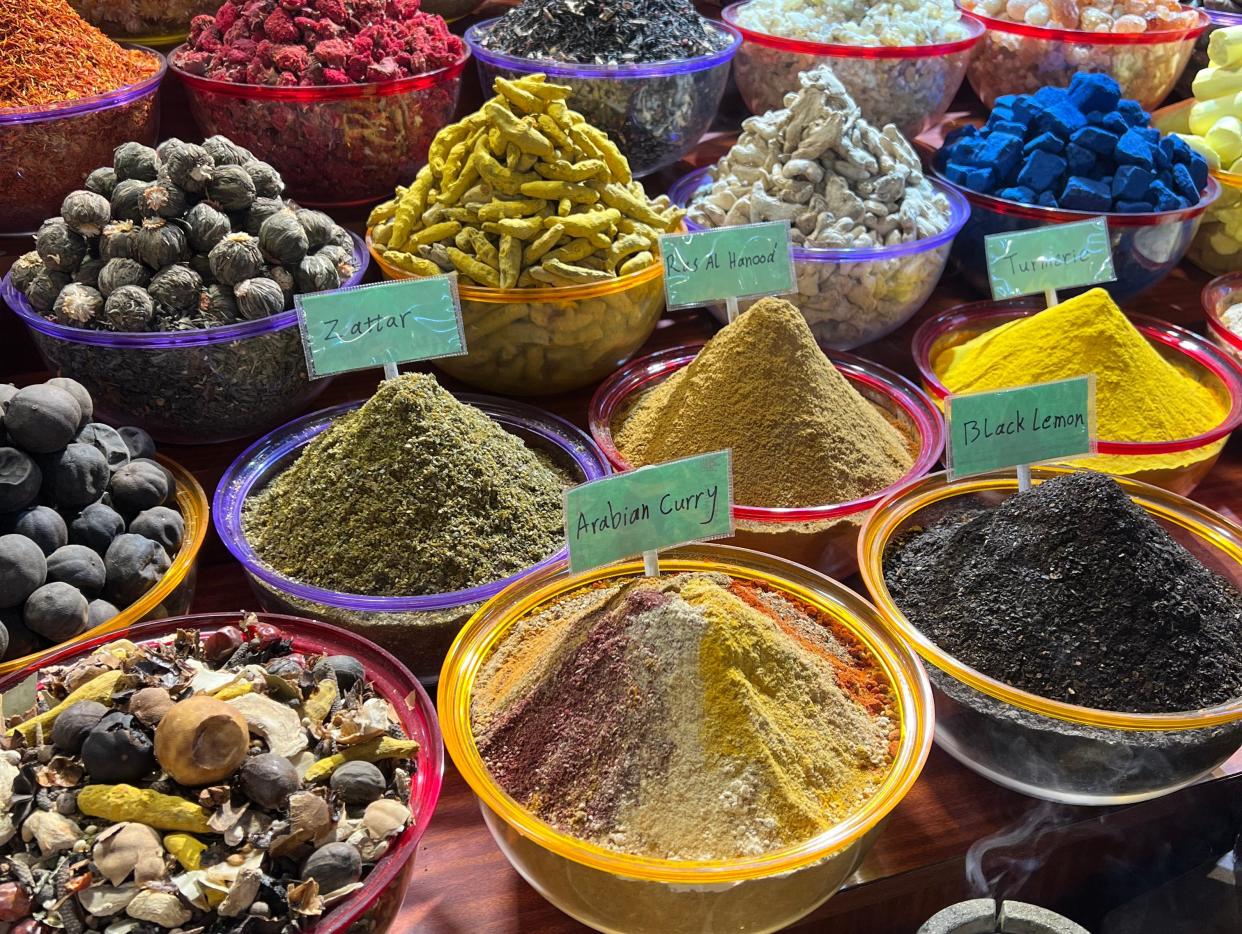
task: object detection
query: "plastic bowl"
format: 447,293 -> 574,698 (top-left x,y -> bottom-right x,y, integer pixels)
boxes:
721,3 -> 984,138
1,233 -> 368,445
929,154 -> 1219,301
0,611 -> 443,932
69,0 -> 217,45
214,395 -> 611,683
589,344 -> 945,579
859,467 -> 1242,805
369,234 -> 667,395
169,45 -> 469,208
440,543 -> 933,934
962,7 -> 1209,110
1201,272 -> 1242,366
669,167 -> 970,349
0,453 -> 207,676
0,47 -> 164,236
912,298 -> 1242,494
420,0 -> 489,21
464,19 -> 740,178
1175,8 -> 1242,99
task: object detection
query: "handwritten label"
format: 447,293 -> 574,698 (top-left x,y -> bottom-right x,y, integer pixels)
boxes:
985,218 -> 1115,300
946,377 -> 1096,480
564,451 -> 734,573
659,222 -> 795,309
296,275 -> 466,379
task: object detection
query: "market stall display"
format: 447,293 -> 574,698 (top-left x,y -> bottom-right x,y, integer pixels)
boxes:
69,0 -> 217,45
722,1 -> 983,137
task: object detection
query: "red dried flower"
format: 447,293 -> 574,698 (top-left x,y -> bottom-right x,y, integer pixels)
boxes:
272,43 -> 310,75
312,38 -> 350,68
215,1 -> 240,31
263,8 -> 300,43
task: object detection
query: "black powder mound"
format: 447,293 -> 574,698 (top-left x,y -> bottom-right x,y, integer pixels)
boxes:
884,471 -> 1242,714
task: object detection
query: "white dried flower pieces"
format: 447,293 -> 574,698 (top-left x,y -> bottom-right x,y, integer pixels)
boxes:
736,0 -> 969,46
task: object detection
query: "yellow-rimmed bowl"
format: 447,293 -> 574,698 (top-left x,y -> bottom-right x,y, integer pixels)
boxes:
369,231 -> 667,395
859,467 -> 1242,806
0,454 -> 208,675
439,543 -> 933,934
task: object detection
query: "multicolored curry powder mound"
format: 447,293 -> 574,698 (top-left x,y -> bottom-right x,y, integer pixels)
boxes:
471,571 -> 897,861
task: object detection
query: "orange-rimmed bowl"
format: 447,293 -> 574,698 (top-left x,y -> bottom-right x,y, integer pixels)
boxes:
369,230 -> 666,395
911,298 -> 1242,495
440,543 -> 933,934
1202,272 -> 1242,367
859,467 -> 1242,805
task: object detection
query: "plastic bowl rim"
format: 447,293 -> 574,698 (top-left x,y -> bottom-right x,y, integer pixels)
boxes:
911,298 -> 1242,454
464,17 -> 741,77
0,46 -> 166,125
168,43 -> 470,99
669,168 -> 971,261
1206,7 -> 1242,27
588,341 -> 946,523
213,394 -> 611,613
1201,272 -> 1242,356
439,543 -> 935,884
960,4 -> 1210,44
857,465 -> 1242,731
1151,98 -> 1242,189
723,2 -> 985,58
2,232 -> 369,348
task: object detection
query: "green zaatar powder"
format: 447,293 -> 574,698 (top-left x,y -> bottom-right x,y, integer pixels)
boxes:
242,374 -> 567,595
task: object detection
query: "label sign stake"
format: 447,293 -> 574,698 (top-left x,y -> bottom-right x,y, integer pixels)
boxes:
984,218 -> 1115,305
296,274 -> 466,379
659,222 -> 795,321
946,376 -> 1097,488
564,451 -> 734,574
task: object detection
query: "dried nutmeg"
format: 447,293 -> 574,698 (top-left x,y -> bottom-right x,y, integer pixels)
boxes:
129,686 -> 174,727
329,760 -> 385,805
50,699 -> 107,754
239,752 -> 300,810
301,841 -> 362,894
82,711 -> 156,784
155,694 -> 250,785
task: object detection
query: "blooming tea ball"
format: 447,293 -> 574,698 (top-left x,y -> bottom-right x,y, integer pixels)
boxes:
148,265 -> 203,315
103,286 -> 156,332
109,179 -> 149,223
294,254 -> 339,293
0,534 -> 46,608
0,449 -> 41,513
210,233 -> 265,286
105,533 -> 170,604
73,258 -> 105,289
24,581 -> 88,642
114,142 -> 158,182
202,284 -> 239,322
51,283 -> 104,326
207,164 -> 257,212
100,220 -> 141,261
184,203 -> 231,253
23,268 -> 70,314
61,190 -> 111,238
129,507 -> 184,552
234,277 -> 285,320
242,197 -> 285,236
259,211 -> 308,266
5,384 -> 81,453
137,219 -> 188,270
36,218 -> 88,273
162,142 -> 213,194
47,544 -> 106,596
85,167 -> 117,199
245,160 -> 284,200
138,179 -> 189,220
203,135 -> 254,167
70,502 -> 125,555
9,506 -> 66,556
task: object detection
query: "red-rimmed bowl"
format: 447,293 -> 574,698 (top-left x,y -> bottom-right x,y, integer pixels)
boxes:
169,44 -> 469,207
1202,272 -> 1242,368
912,298 -> 1242,494
722,3 -> 984,137
961,5 -> 1209,110
0,612 -> 443,933
589,343 -> 945,578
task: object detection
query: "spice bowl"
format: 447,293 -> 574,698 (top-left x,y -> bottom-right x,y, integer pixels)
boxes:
721,3 -> 984,138
0,611 -> 443,931
169,45 -> 469,207
0,46 -> 164,236
963,8 -> 1209,110
0,453 -> 207,676
858,467 -> 1242,805
668,168 -> 969,349
1176,8 -> 1242,99
71,0 -> 218,46
464,19 -> 740,178
1201,273 -> 1242,367
419,0 -> 489,21
214,395 -> 611,684
590,344 -> 945,579
439,543 -> 933,934
370,234 -> 667,395
912,299 -> 1242,495
0,233 -> 369,445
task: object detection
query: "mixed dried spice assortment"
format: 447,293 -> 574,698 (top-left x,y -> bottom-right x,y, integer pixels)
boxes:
0,617 -> 418,931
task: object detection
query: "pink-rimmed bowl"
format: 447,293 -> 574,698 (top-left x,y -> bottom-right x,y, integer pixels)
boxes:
1202,272 -> 1242,368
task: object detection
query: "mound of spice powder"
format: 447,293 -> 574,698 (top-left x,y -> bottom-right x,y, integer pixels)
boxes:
242,374 -> 567,595
179,0 -> 464,86
0,0 -> 157,107
614,297 -> 914,508
472,571 -> 896,860
884,471 -> 1242,713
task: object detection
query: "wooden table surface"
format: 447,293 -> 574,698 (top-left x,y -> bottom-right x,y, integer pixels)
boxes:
3,7 -> 1242,928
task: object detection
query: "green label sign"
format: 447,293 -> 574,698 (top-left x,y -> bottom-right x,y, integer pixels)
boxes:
985,218 -> 1115,300
564,451 -> 734,573
659,222 -> 795,309
946,377 -> 1096,480
296,275 -> 465,379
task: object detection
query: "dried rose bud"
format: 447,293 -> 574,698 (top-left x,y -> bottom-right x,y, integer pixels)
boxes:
203,625 -> 244,664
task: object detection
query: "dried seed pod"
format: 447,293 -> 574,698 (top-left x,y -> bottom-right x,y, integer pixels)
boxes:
242,197 -> 286,236
202,134 -> 253,166
98,258 -> 151,297
109,178 -> 149,222
137,218 -> 188,270
259,210 -> 309,266
296,209 -> 337,250
103,285 -> 156,331
85,166 -> 118,198
245,160 -> 284,199
201,284 -> 238,323
10,251 -> 45,292
240,752 -> 300,809
74,257 -> 105,288
302,842 -> 362,893
294,253 -> 340,293
113,142 -> 158,182
129,686 -> 174,727
209,233 -> 265,286
22,268 -> 70,313
61,189 -> 112,237
234,277 -> 286,320
52,283 -> 104,325
139,178 -> 189,219
148,265 -> 203,315
82,711 -> 156,783
155,694 -> 250,785
183,202 -> 231,253
207,164 -> 257,212
162,142 -> 214,193
36,217 -> 89,272
100,219 -> 141,261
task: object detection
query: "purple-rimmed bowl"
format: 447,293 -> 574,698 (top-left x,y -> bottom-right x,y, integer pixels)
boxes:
214,393 -> 611,684
464,19 -> 741,177
0,232 -> 368,445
